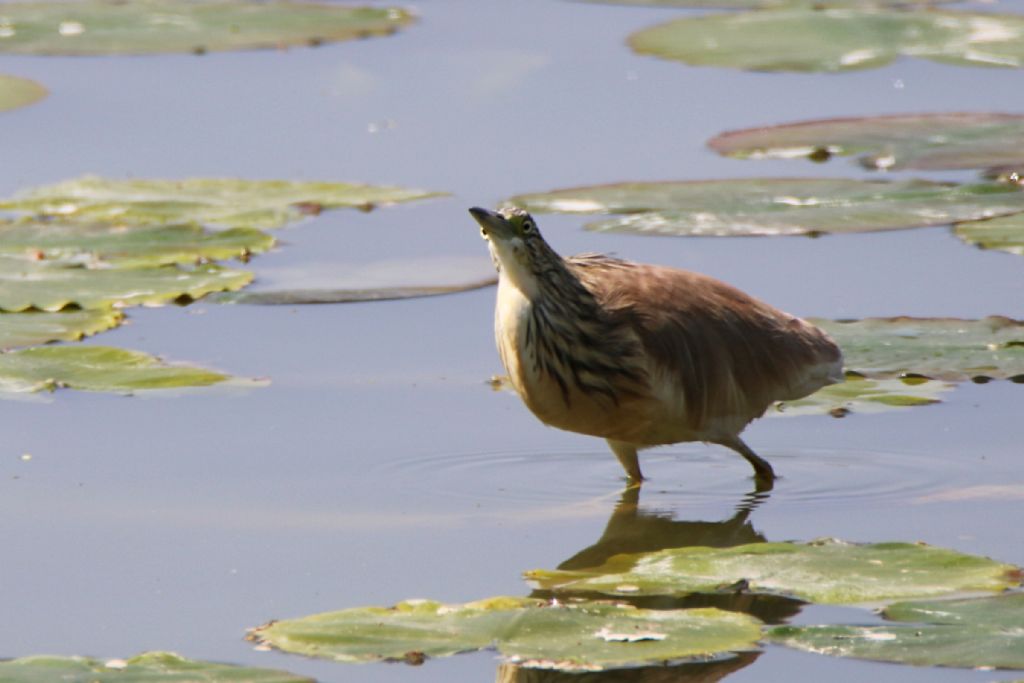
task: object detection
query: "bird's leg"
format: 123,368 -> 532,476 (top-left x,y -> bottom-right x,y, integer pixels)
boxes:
607,439 -> 644,484
717,437 -> 776,489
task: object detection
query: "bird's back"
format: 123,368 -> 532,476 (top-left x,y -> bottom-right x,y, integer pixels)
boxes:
567,254 -> 844,437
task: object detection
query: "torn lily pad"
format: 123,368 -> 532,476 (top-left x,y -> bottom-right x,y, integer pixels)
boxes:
771,376 -> 951,417
0,219 -> 274,267
0,74 -> 47,112
249,597 -> 762,670
0,176 -> 445,230
0,1 -> 412,56
708,113 -> 1024,172
767,593 -> 1024,668
0,309 -> 124,349
526,539 -> 1021,604
628,9 -> 1024,73
956,213 -> 1024,256
212,256 -> 496,304
0,651 -> 312,682
507,179 -> 1024,237
0,257 -> 252,311
0,345 -> 238,393
814,317 -> 1024,382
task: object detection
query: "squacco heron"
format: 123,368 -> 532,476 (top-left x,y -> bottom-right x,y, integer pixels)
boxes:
470,206 -> 844,486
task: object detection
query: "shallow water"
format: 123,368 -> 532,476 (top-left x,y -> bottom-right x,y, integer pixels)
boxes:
1,1 -> 1023,682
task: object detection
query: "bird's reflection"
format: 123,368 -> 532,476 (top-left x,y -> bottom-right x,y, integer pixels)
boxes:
507,484 -> 802,683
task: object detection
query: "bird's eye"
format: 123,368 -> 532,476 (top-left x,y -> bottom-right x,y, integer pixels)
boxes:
521,220 -> 535,234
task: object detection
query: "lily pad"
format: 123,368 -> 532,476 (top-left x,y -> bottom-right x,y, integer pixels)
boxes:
629,10 -> 1024,73
0,651 -> 312,682
0,74 -> 46,112
507,179 -> 1024,237
525,539 -> 1021,605
0,309 -> 124,349
814,317 -> 1024,382
708,113 -> 1024,172
0,257 -> 252,311
212,256 -> 496,304
0,219 -> 274,267
771,375 -> 951,417
249,597 -> 762,670
956,213 -> 1024,256
0,176 -> 445,230
0,1 -> 412,56
767,593 -> 1024,668
0,345 -> 238,393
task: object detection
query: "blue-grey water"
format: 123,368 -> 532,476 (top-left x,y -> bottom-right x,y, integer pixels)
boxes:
1,1 -> 1022,682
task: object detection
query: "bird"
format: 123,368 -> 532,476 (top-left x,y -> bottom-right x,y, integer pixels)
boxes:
469,205 -> 844,487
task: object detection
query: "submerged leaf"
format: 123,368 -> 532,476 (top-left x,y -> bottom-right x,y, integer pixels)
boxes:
0,1 -> 412,55
508,179 -> 1024,237
0,258 -> 252,311
0,309 -> 124,349
250,597 -> 762,670
955,213 -> 1024,256
0,74 -> 47,112
767,593 -> 1024,668
771,376 -> 951,417
629,10 -> 1024,73
526,539 -> 1020,604
0,345 -> 234,393
708,112 -> 1024,172
0,176 -> 445,230
816,316 -> 1024,382
0,651 -> 312,681
0,219 -> 274,267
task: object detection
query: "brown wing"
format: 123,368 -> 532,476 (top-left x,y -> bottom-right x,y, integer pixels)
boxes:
567,254 -> 843,430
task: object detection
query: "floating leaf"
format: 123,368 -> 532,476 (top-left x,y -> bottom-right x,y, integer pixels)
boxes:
526,539 -> 1020,605
0,74 -> 46,112
0,345 -> 235,393
250,597 -> 762,670
708,113 -> 1024,172
0,1 -> 412,56
0,651 -> 312,682
767,593 -> 1024,668
212,256 -> 496,304
0,258 -> 252,311
0,309 -> 124,349
814,317 -> 1024,382
508,179 -> 1024,237
0,219 -> 274,267
956,213 -> 1024,256
0,176 -> 445,230
629,10 -> 1024,73
771,376 -> 951,417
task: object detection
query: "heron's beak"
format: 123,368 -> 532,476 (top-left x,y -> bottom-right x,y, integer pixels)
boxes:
469,207 -> 515,240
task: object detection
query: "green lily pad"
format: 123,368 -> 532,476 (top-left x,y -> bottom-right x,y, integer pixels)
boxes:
0,176 -> 445,230
629,10 -> 1024,73
767,593 -> 1024,668
0,651 -> 312,682
956,213 -> 1024,256
770,376 -> 951,417
0,345 -> 237,393
0,1 -> 412,56
250,597 -> 762,670
507,179 -> 1024,237
0,257 -> 252,311
814,317 -> 1024,382
708,113 -> 1024,172
0,219 -> 274,267
212,256 -> 496,304
0,74 -> 46,112
525,539 -> 1021,605
0,309 -> 124,348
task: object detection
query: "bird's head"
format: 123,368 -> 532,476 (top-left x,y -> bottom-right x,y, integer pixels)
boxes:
469,206 -> 556,289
